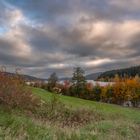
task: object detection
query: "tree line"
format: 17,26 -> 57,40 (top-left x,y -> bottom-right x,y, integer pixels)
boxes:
33,67 -> 140,107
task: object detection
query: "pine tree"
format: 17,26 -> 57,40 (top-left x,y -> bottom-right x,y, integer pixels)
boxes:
47,72 -> 58,91
71,67 -> 86,97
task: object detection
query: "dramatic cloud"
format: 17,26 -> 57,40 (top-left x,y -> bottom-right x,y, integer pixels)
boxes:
0,0 -> 140,78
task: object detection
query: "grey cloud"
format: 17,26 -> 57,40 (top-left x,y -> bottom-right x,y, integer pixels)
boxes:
7,0 -> 140,23
0,0 -> 140,78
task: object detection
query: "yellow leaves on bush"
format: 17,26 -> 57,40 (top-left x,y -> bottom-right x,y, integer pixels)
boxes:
103,75 -> 140,104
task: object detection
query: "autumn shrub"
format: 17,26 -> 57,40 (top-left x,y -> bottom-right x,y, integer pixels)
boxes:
111,75 -> 140,105
101,85 -> 114,103
92,85 -> 102,101
0,72 -> 40,111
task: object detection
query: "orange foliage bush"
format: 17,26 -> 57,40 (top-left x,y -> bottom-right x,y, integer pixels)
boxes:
0,72 -> 40,111
100,75 -> 140,106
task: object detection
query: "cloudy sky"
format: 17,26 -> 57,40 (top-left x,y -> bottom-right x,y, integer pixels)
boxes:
0,0 -> 140,78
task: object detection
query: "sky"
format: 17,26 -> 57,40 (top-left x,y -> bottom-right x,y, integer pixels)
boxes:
0,0 -> 140,78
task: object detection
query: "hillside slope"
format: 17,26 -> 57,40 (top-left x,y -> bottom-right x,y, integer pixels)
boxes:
32,88 -> 140,120
0,87 -> 140,140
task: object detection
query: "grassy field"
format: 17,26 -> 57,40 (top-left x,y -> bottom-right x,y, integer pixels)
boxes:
0,87 -> 140,140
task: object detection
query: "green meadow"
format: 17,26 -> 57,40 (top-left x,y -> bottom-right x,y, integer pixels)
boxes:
0,87 -> 140,140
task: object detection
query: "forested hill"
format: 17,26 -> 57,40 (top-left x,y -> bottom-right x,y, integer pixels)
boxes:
98,65 -> 140,80
0,72 -> 45,81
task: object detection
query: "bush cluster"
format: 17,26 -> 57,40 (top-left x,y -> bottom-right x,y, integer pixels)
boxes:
0,72 -> 40,111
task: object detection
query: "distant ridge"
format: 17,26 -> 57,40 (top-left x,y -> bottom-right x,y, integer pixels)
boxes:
59,77 -> 71,81
0,72 -> 102,81
60,72 -> 102,81
2,65 -> 139,82
98,65 -> 140,79
0,72 -> 45,81
86,72 -> 102,80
